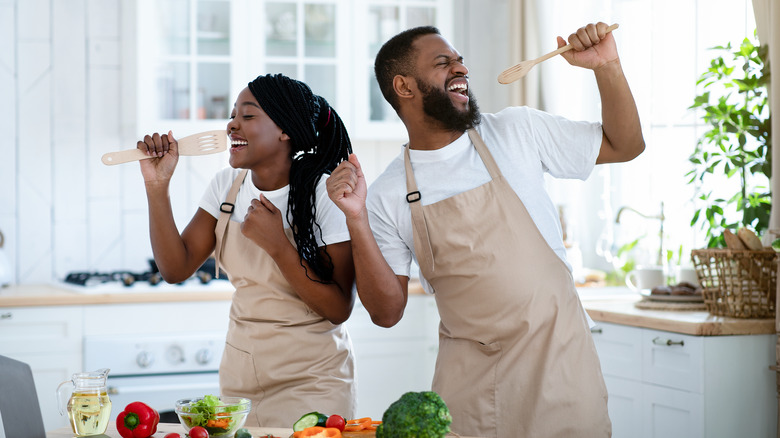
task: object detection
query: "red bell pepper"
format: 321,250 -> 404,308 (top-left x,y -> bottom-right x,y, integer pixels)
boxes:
116,401 -> 160,438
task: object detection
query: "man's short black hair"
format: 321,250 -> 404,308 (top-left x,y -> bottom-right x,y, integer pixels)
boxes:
374,26 -> 441,112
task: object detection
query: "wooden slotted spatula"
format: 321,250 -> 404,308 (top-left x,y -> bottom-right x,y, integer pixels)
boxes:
497,23 -> 619,84
101,130 -> 228,166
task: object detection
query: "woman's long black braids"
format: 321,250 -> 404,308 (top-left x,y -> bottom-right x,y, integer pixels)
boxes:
247,73 -> 352,283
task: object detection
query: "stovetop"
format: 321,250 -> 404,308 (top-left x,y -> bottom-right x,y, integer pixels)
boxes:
60,258 -> 233,294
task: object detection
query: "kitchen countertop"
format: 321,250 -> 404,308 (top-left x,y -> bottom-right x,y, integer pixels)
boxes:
579,290 -> 775,336
3,283 -> 775,336
46,423 -> 481,438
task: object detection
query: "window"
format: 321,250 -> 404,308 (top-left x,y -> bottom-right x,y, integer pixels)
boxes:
539,0 -> 757,274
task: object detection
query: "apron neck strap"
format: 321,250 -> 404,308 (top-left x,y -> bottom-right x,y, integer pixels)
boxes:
467,129 -> 503,179
214,169 -> 249,277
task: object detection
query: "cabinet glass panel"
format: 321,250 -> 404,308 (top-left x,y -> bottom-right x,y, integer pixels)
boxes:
156,62 -> 190,119
368,6 -> 399,58
198,63 -> 231,119
304,4 -> 335,57
197,0 -> 231,56
158,0 -> 190,56
266,64 -> 298,79
369,66 -> 397,122
407,7 -> 434,28
304,64 -> 336,106
266,2 -> 298,57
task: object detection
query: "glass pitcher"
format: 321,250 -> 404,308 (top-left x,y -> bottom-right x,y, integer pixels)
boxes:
56,368 -> 112,436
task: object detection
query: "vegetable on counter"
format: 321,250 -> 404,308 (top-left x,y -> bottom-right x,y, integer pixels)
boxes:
292,426 -> 342,438
234,428 -> 252,438
325,414 -> 346,431
343,417 -> 380,432
293,412 -> 328,432
187,426 -> 209,438
375,391 -> 452,438
115,401 -> 160,438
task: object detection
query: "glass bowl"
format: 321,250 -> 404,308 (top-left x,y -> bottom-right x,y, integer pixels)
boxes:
175,396 -> 251,437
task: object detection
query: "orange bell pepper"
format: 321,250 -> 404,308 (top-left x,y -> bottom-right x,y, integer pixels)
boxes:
292,426 -> 341,438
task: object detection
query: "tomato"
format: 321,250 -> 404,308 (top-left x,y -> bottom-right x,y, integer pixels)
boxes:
187,426 -> 209,438
325,414 -> 346,431
164,434 -> 182,438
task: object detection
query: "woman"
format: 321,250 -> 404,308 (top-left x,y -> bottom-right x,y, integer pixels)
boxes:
137,74 -> 356,427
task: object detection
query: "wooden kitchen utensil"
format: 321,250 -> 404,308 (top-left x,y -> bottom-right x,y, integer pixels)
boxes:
497,23 -> 619,84
101,130 -> 228,166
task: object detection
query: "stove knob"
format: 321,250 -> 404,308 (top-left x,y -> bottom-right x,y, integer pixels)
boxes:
136,351 -> 154,368
195,348 -> 213,365
166,345 -> 185,364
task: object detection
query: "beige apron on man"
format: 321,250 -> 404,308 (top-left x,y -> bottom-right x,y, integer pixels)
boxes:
404,130 -> 611,438
213,169 -> 356,428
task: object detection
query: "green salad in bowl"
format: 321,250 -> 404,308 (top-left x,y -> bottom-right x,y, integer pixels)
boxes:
175,395 -> 251,437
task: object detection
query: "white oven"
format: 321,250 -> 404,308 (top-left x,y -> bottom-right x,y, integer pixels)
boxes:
84,332 -> 227,422
69,271 -> 235,423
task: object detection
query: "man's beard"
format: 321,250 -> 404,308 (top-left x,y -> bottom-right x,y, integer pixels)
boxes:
418,78 -> 481,132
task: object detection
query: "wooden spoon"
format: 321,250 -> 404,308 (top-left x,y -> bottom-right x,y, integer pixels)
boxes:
497,23 -> 619,84
101,130 -> 228,166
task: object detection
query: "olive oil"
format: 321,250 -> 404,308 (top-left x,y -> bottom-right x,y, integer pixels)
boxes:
66,391 -> 112,436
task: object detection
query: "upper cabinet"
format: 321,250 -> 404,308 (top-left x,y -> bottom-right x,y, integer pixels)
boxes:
135,0 -> 453,140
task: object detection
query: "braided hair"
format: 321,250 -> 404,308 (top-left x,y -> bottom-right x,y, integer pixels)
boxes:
247,73 -> 352,283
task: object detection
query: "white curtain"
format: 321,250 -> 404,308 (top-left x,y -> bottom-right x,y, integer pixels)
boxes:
753,0 -> 780,235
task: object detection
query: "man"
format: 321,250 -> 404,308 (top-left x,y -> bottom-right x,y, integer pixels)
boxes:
328,23 -> 644,437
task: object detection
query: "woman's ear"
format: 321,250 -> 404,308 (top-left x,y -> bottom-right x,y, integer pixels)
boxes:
393,75 -> 415,102
280,132 -> 291,142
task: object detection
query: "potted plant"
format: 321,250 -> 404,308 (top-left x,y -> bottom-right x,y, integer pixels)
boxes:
687,34 -> 771,247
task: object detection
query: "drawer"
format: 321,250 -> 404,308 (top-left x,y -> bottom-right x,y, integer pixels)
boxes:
641,329 -> 703,393
0,306 -> 83,355
590,322 -> 642,381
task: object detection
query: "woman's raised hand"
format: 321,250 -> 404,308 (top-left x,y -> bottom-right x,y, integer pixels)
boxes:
138,131 -> 179,183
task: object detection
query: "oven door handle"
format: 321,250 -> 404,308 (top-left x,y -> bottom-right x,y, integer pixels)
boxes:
108,381 -> 219,395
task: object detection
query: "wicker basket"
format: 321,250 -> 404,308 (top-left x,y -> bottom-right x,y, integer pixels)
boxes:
690,248 -> 777,318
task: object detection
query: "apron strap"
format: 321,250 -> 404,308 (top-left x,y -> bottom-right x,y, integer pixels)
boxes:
404,145 -> 436,274
214,169 -> 249,277
467,129 -> 503,179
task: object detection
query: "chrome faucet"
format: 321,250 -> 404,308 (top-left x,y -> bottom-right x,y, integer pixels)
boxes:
615,202 -> 665,266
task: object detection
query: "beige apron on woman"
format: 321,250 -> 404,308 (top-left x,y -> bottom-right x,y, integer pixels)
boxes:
404,130 -> 610,438
213,169 -> 356,428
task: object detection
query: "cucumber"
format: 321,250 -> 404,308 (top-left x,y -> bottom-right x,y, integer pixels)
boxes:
293,412 -> 322,432
316,413 -> 329,427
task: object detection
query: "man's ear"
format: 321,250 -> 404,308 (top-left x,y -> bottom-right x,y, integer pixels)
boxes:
392,75 -> 416,102
280,132 -> 291,142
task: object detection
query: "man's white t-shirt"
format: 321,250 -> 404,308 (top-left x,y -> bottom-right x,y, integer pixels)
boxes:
366,106 -> 602,286
199,168 -> 351,246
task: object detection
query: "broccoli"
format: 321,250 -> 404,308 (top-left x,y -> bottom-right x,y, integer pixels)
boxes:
375,391 -> 452,438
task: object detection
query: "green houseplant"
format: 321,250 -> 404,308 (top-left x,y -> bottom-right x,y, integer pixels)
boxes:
687,34 -> 771,247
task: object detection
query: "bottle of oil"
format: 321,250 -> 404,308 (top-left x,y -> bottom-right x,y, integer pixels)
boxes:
57,369 -> 112,436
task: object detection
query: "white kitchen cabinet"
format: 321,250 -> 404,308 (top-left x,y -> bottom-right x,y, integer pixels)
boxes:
0,306 -> 84,432
345,294 -> 440,419
132,0 -> 452,140
591,322 -> 776,438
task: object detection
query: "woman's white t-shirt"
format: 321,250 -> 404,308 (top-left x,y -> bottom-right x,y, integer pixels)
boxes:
366,106 -> 602,281
199,168 -> 350,247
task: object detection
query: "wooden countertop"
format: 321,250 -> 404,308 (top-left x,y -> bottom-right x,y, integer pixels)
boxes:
581,293 -> 775,336
3,283 -> 774,336
0,280 -> 427,308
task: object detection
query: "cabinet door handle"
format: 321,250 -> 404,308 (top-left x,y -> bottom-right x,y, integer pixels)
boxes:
0,312 -> 11,320
652,336 -> 684,347
590,327 -> 603,334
